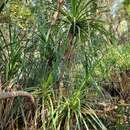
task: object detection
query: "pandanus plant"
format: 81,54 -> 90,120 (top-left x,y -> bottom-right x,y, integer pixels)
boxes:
50,0 -> 109,95
37,0 -> 109,129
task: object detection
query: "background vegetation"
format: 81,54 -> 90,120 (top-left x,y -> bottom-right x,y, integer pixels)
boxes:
0,0 -> 130,130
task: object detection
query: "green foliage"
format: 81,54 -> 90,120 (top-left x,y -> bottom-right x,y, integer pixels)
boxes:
9,0 -> 34,29
1,0 -> 130,130
94,44 -> 130,80
59,0 -> 108,42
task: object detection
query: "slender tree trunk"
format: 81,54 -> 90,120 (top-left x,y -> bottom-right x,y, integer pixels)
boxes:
59,32 -> 74,96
